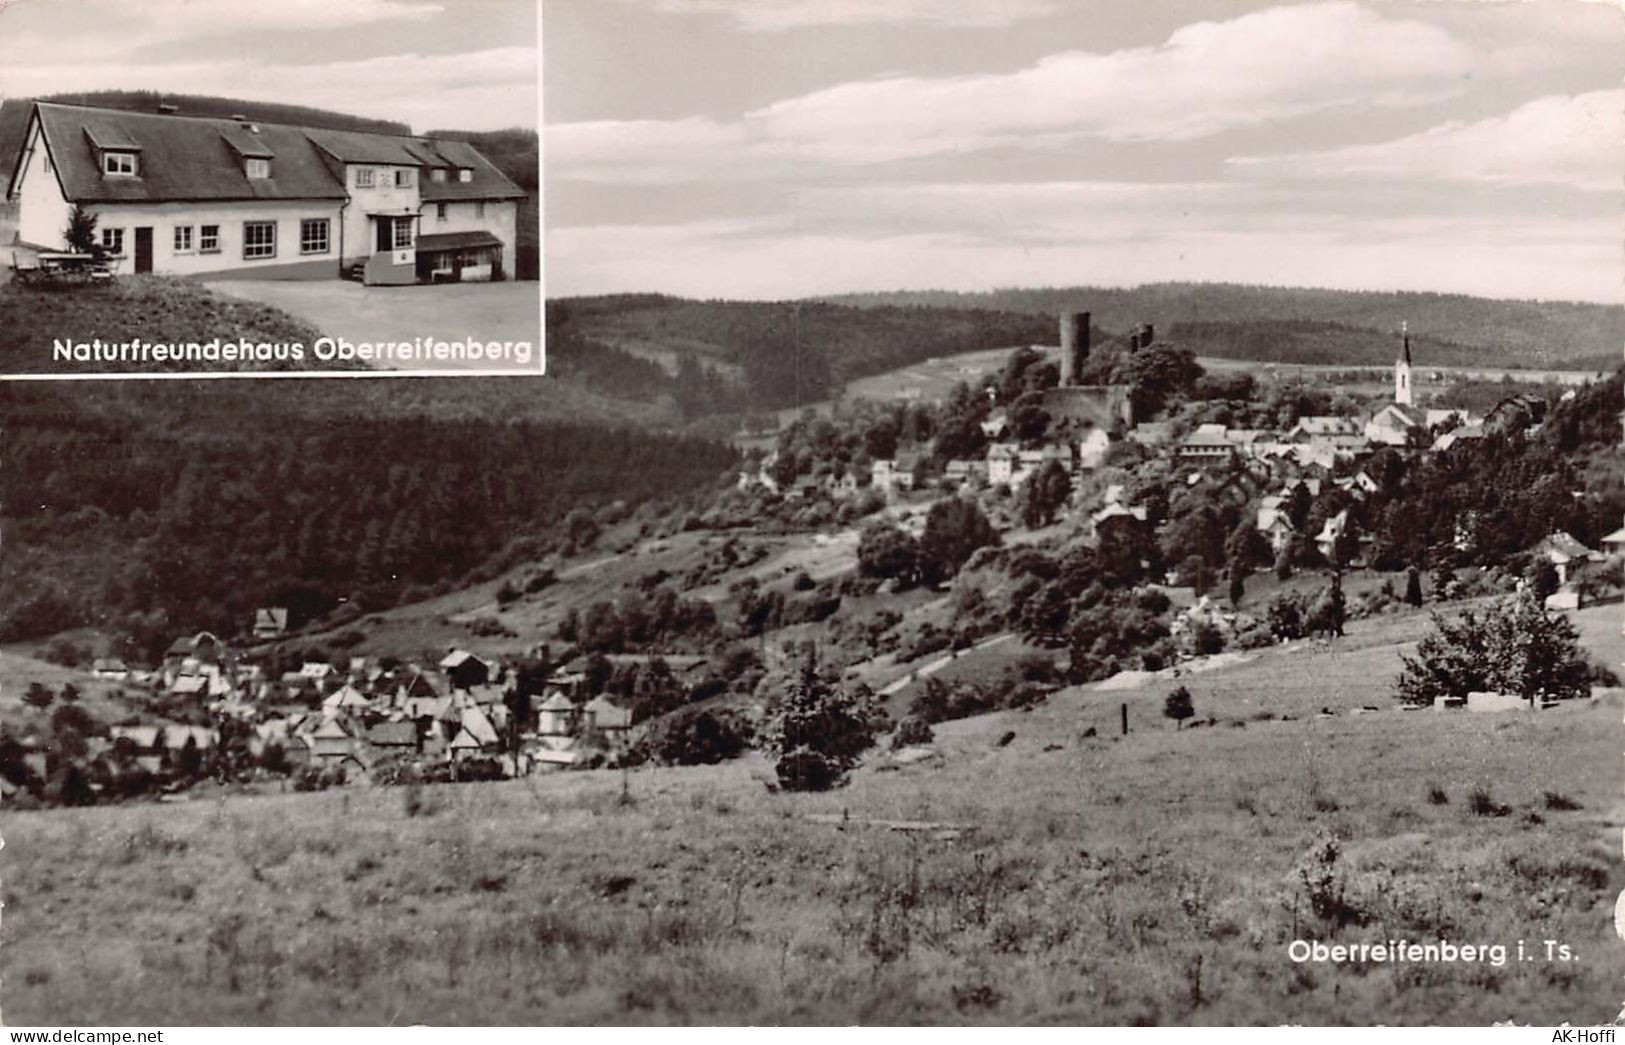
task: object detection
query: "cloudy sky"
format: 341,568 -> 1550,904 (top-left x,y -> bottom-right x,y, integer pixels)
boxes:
0,0 -> 536,132
545,0 -> 1622,303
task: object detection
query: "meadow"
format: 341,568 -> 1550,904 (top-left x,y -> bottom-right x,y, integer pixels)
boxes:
3,605 -> 1620,1025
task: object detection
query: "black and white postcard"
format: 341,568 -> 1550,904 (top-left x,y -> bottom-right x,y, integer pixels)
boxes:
0,0 -> 1621,1030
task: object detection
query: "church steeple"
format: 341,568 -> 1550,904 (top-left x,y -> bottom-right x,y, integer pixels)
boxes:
1395,320 -> 1413,406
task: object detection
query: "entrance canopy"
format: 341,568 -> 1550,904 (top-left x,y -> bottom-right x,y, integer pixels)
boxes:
416,231 -> 502,253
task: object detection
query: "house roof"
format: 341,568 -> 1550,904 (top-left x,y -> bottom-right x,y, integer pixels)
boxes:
38,103 -> 346,203
584,695 -> 634,728
539,693 -> 576,712
418,230 -> 503,253
366,721 -> 417,747
439,649 -> 489,670
1538,531 -> 1599,562
460,705 -> 501,747
112,725 -> 161,749
1371,403 -> 1426,428
31,102 -> 524,206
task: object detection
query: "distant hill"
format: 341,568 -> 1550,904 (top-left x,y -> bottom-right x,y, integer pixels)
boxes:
823,283 -> 1624,371
0,91 -> 409,188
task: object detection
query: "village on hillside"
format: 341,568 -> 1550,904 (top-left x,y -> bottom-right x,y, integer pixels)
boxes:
6,307 -> 1620,808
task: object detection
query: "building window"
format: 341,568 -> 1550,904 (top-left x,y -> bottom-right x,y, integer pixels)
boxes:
103,151 -> 137,176
173,225 -> 194,253
458,168 -> 472,182
392,219 -> 413,250
394,169 -> 413,187
475,201 -> 485,218
199,225 -> 220,253
430,168 -> 447,183
436,203 -> 447,221
243,221 -> 276,259
101,227 -> 124,255
246,158 -> 270,179
300,218 -> 330,255
355,167 -> 375,188
43,152 -> 52,174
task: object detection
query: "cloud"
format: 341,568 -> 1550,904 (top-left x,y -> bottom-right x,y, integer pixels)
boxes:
0,47 -> 537,132
622,0 -> 1061,32
1228,89 -> 1624,191
0,0 -> 443,60
747,2 -> 1476,161
548,2 -> 1488,179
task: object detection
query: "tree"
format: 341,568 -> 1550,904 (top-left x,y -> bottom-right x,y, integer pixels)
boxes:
1163,686 -> 1195,729
762,650 -> 884,792
1227,567 -> 1245,609
1021,459 -> 1072,529
1404,566 -> 1423,607
59,682 -> 80,703
857,522 -> 921,587
64,204 -> 100,255
23,683 -> 53,709
919,496 -> 999,585
1395,593 -> 1593,706
1529,559 -> 1560,601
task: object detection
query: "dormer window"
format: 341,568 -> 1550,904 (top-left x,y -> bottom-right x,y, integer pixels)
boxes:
104,151 -> 137,176
246,158 -> 270,179
394,169 -> 414,188
355,167 -> 375,188
430,168 -> 448,183
457,168 -> 473,182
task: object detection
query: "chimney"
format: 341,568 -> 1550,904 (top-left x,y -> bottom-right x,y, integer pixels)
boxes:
1060,310 -> 1090,385
157,103 -> 178,115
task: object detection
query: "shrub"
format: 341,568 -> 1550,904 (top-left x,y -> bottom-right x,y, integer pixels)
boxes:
761,653 -> 885,792
891,716 -> 935,749
1467,786 -> 1511,817
1163,686 -> 1195,729
640,707 -> 753,766
1395,594 -> 1594,706
1192,621 -> 1225,656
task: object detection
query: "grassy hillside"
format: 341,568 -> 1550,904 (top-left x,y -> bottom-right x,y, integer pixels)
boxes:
3,604 -> 1619,1025
0,277 -> 352,374
824,284 -> 1624,371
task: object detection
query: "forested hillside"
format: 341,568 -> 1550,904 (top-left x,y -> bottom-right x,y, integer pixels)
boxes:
0,380 -> 737,656
549,295 -> 1055,412
825,284 -> 1623,370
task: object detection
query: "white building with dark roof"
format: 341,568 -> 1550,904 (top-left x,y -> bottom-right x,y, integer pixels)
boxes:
6,101 -> 525,285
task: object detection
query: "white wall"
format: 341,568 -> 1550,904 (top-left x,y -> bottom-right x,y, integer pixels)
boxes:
87,199 -> 343,276
421,199 -> 519,272
15,117 -> 72,249
340,164 -> 421,263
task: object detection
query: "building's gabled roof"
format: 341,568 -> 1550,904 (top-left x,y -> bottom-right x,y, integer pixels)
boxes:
418,138 -> 527,202
539,692 -> 576,712
30,102 -> 525,206
37,103 -> 346,203
1601,525 -> 1625,546
366,721 -> 418,747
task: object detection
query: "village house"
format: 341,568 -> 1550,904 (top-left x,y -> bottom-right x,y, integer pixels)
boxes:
253,607 -> 289,639
1364,403 -> 1427,447
1178,424 -> 1236,467
871,451 -> 920,495
439,649 -> 492,691
582,694 -> 634,738
986,443 -> 1020,485
6,101 -> 525,285
91,658 -> 129,680
1532,531 -> 1604,587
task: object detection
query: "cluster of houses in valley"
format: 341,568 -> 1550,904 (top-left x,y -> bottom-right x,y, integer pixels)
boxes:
80,630 -> 647,787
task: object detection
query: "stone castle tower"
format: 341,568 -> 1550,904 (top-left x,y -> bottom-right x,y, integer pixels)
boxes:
1395,321 -> 1414,407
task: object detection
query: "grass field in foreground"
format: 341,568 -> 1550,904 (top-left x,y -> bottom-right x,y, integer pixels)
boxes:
3,607 -> 1620,1025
